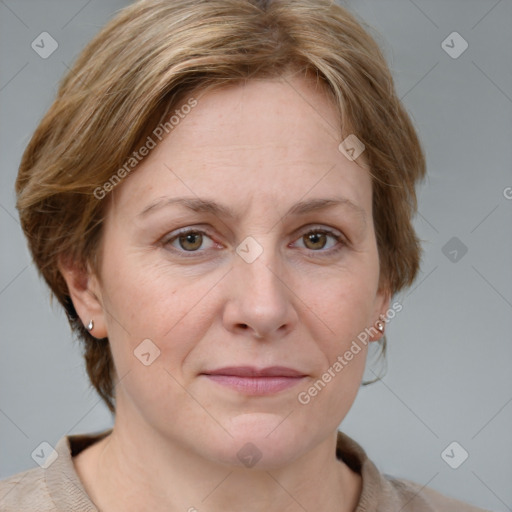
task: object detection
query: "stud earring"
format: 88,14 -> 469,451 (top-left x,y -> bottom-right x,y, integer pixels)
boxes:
86,320 -> 94,331
376,321 -> 384,333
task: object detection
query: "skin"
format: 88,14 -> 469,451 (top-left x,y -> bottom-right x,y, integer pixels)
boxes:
61,74 -> 390,512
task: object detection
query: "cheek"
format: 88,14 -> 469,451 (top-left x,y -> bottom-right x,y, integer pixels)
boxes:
100,260 -> 241,406
101,242 -> 203,330
292,259 -> 378,402
299,264 -> 379,342
100,265 -> 216,425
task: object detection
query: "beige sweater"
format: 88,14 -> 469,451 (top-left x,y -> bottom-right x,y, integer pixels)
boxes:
0,429 -> 489,511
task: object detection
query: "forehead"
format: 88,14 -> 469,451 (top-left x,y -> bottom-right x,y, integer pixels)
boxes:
108,76 -> 372,221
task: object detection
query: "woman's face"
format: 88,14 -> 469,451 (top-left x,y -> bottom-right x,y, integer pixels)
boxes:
86,76 -> 389,467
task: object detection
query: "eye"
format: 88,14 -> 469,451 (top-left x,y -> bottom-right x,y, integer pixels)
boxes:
162,226 -> 346,258
164,229 -> 217,253
293,228 -> 345,254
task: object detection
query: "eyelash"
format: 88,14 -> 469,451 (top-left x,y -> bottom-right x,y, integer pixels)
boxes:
162,226 -> 347,259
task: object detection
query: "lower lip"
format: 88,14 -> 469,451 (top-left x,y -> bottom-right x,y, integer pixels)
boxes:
204,375 -> 305,395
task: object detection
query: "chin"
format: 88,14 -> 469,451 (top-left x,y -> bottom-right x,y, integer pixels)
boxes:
206,413 -> 309,470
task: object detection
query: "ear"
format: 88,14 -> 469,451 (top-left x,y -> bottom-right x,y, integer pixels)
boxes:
58,255 -> 108,339
370,286 -> 392,342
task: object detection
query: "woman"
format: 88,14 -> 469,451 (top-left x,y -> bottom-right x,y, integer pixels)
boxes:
0,0 -> 488,510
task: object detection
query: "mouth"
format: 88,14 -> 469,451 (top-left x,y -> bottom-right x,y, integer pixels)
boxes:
200,366 -> 307,395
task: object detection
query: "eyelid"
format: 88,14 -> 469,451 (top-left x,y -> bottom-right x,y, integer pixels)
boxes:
293,224 -> 343,240
290,226 -> 347,255
161,226 -> 220,250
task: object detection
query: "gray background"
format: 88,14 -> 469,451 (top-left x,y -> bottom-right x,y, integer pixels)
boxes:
1,1 -> 511,510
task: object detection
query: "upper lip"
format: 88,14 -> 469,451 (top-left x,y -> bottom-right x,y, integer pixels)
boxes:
202,366 -> 306,378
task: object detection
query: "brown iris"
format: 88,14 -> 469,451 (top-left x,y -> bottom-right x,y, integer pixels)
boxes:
303,232 -> 327,250
178,232 -> 203,251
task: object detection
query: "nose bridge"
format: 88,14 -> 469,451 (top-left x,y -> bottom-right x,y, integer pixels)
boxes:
225,233 -> 295,338
235,234 -> 285,302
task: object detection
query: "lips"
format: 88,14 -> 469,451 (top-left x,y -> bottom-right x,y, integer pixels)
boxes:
202,366 -> 306,377
201,366 -> 307,395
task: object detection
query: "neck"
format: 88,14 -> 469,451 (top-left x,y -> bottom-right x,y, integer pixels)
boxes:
74,408 -> 361,512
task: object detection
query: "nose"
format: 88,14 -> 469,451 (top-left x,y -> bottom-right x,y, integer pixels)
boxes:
222,244 -> 298,341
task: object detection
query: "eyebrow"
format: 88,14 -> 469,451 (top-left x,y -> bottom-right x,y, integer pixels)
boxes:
138,196 -> 367,225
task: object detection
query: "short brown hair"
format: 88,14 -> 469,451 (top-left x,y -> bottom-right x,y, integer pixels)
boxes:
16,0 -> 426,413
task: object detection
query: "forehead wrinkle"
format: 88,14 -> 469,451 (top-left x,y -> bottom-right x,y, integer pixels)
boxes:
137,196 -> 367,230
286,197 -> 367,228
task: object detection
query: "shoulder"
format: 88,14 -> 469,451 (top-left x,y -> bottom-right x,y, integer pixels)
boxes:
0,467 -> 55,511
0,430 -> 110,512
383,475 -> 492,511
336,430 -> 491,512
